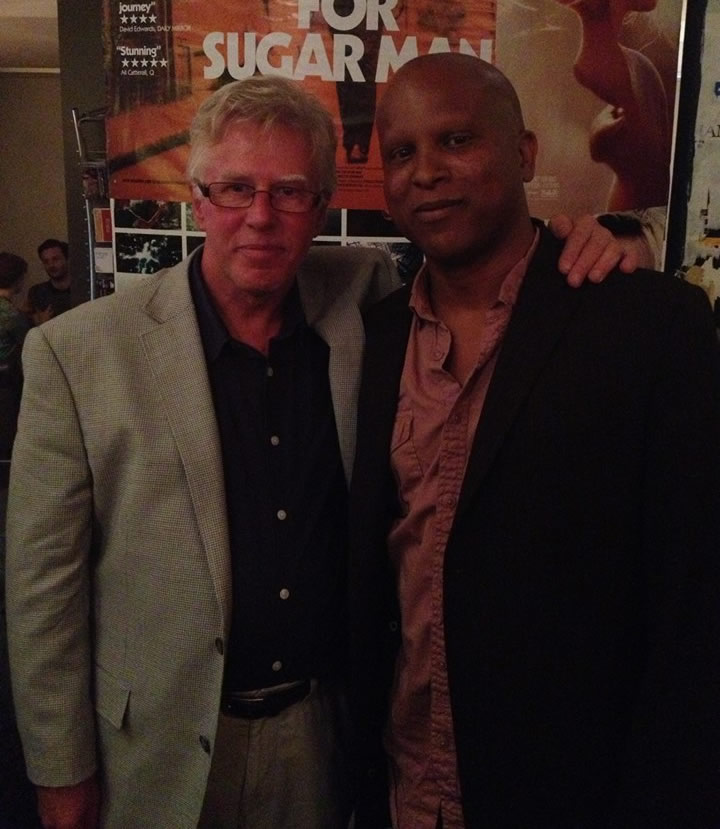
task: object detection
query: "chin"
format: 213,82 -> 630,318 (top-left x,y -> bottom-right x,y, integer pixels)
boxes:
238,270 -> 295,297
413,229 -> 477,263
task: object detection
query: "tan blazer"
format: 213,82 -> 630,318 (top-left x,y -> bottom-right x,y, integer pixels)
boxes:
6,245 -> 398,828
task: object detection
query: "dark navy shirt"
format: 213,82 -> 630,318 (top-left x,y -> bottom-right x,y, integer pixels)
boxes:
189,249 -> 348,691
27,280 -> 73,318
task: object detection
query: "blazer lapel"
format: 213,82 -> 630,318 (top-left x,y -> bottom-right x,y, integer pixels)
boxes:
457,233 -> 583,516
140,263 -> 232,633
361,288 -> 413,450
297,259 -> 366,484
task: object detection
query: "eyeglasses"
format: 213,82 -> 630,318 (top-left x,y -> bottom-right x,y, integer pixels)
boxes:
196,181 -> 324,213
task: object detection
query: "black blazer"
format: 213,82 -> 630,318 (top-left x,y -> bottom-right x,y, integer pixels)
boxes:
349,227 -> 720,828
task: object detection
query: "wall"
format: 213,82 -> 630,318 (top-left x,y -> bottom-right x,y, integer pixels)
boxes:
0,0 -> 104,309
58,0 -> 105,305
54,1 -> 708,295
0,71 -> 67,302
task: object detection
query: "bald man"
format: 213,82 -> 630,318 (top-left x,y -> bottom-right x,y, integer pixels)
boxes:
349,54 -> 720,829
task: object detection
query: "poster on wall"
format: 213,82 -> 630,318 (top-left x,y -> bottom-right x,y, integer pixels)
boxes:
496,0 -> 684,219
104,0 -> 495,209
103,0 -> 687,287
666,0 -> 720,322
104,1 -> 685,215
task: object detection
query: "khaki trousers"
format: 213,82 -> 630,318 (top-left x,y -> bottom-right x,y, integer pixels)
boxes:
198,680 -> 354,829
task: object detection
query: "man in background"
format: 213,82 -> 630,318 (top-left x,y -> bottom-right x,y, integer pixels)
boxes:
25,239 -> 73,325
0,252 -> 29,464
350,53 -> 720,828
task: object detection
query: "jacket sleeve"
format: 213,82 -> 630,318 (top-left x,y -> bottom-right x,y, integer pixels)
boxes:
614,283 -> 720,825
6,325 -> 97,786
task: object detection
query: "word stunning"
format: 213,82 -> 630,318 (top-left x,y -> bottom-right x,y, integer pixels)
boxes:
202,0 -> 492,81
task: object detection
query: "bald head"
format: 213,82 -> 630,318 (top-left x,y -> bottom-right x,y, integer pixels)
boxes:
375,52 -> 538,279
377,54 -> 527,139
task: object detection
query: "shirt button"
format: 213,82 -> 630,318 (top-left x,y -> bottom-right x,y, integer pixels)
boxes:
215,637 -> 224,655
272,660 -> 283,672
276,509 -> 287,521
279,588 -> 290,600
267,366 -> 274,377
270,435 -> 280,446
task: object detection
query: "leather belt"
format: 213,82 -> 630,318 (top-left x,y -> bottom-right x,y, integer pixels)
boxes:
221,679 -> 312,719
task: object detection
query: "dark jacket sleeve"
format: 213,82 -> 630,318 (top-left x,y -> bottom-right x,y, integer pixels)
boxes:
347,287 -> 411,828
610,279 -> 720,826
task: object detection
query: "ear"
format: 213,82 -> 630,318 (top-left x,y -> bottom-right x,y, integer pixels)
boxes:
191,185 -> 208,231
519,130 -> 538,183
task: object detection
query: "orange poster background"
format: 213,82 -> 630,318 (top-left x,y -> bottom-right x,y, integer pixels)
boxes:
106,0 -> 496,209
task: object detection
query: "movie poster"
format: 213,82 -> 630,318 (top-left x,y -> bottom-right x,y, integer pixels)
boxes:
104,0 -> 495,209
497,0 -> 684,219
103,0 -> 687,288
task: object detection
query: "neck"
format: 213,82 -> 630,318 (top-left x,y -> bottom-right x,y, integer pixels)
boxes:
50,274 -> 71,291
427,261 -> 505,317
206,280 -> 290,356
425,221 -> 535,317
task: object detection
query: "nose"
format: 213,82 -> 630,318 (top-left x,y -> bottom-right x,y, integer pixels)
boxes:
411,145 -> 447,188
244,189 -> 277,227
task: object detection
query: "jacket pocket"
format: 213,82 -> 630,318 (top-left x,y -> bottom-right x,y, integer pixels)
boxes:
94,664 -> 130,730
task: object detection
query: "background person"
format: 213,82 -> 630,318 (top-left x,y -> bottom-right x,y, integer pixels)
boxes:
25,239 -> 73,325
0,250 -> 36,829
0,252 -> 30,466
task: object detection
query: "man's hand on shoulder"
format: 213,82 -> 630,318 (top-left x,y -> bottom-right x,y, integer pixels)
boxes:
36,775 -> 100,829
549,213 -> 640,288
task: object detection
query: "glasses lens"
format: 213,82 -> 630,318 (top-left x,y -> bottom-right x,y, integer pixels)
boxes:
269,186 -> 317,213
208,182 -> 254,208
205,183 -> 320,212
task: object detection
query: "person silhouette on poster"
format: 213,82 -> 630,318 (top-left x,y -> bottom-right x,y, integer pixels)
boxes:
329,0 -> 384,164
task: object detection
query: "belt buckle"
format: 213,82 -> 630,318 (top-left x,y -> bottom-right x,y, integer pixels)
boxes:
222,679 -> 311,719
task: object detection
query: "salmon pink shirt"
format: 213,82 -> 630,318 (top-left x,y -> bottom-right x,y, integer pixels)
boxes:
386,231 -> 539,829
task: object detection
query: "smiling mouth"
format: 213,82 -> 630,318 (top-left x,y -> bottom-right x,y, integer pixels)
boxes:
414,198 -> 462,216
415,199 -> 460,213
238,243 -> 284,254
